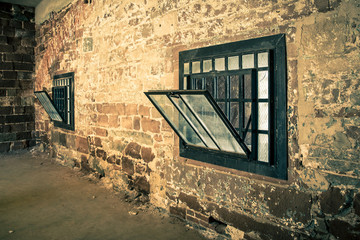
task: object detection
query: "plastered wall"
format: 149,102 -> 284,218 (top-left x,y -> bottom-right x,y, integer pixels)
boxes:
34,0 -> 360,239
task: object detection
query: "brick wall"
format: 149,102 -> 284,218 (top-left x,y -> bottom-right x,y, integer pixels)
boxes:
35,0 -> 360,239
0,2 -> 36,152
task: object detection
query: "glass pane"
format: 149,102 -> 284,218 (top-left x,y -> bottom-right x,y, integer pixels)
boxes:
215,58 -> 225,71
243,74 -> 252,99
218,102 -> 226,115
184,62 -> 189,74
203,59 -> 212,72
258,71 -> 268,99
258,134 -> 269,162
195,78 -> 203,89
192,61 -> 201,74
230,102 -> 239,128
258,102 -> 268,131
244,102 -> 251,130
228,56 -> 239,70
171,96 -> 218,149
244,131 -> 251,150
35,92 -> 63,122
183,77 -> 188,89
149,95 -> 204,146
258,52 -> 268,68
205,77 -> 214,96
242,54 -> 254,69
230,75 -> 239,98
217,76 -> 226,99
182,94 -> 245,154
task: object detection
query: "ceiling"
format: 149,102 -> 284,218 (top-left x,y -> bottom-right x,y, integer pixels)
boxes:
0,0 -> 43,7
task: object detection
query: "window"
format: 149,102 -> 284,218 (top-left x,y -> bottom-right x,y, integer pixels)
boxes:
35,72 -> 75,131
146,34 -> 287,179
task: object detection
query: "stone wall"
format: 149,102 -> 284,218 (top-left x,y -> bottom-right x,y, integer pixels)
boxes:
34,0 -> 360,239
0,2 -> 36,152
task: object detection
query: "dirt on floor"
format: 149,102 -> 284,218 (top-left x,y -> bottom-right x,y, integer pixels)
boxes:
0,149 -> 206,240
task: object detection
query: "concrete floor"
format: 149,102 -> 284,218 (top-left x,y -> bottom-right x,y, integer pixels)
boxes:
0,150 -> 205,240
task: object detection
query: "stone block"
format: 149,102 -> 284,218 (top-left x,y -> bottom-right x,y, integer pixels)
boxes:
169,206 -> 186,219
134,176 -> 150,194
96,148 -> 107,160
124,142 -> 141,159
141,146 -> 155,163
125,104 -> 138,115
354,193 -> 360,217
0,142 -> 10,152
319,187 -> 345,215
122,156 -> 134,175
141,117 -> 160,133
76,136 -> 89,154
178,192 -> 203,212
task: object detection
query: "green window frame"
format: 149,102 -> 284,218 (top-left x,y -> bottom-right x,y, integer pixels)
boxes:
178,34 -> 287,180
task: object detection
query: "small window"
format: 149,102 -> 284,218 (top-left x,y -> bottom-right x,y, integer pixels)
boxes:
147,34 -> 287,180
35,72 -> 75,131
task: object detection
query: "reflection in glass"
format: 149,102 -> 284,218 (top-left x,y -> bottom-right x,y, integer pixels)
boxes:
195,78 -> 203,89
228,56 -> 239,70
243,74 -> 252,99
192,61 -> 201,73
242,54 -> 254,69
171,96 -> 218,149
258,134 -> 269,162
182,94 -> 245,154
258,102 -> 268,131
184,63 -> 189,74
244,102 -> 251,129
205,77 -> 214,96
258,71 -> 268,99
215,58 -> 225,71
217,76 -> 226,99
230,75 -> 239,98
230,102 -> 239,128
203,59 -> 212,72
258,52 -> 268,68
149,94 -> 204,146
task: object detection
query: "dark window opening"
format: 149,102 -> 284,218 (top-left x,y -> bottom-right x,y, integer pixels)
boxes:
146,34 -> 287,179
35,72 -> 75,131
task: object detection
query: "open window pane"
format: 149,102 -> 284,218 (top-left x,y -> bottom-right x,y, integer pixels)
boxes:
181,94 -> 245,154
145,90 -> 249,155
148,94 -> 205,147
34,91 -> 63,122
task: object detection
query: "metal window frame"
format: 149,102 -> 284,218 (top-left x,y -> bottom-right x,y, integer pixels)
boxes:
179,34 -> 287,180
52,72 -> 75,131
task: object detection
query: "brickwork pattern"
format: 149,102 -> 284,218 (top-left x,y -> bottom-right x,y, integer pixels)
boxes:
0,2 -> 36,152
34,0 -> 360,239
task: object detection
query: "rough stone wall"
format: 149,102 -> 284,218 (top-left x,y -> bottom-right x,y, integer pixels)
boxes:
0,2 -> 36,152
34,0 -> 360,239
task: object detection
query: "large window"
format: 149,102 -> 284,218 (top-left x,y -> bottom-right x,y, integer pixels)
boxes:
35,72 -> 75,131
146,34 -> 287,179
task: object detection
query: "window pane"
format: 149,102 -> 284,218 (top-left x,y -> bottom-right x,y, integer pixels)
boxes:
171,96 -> 218,149
182,94 -> 245,154
192,61 -> 201,73
258,102 -> 268,131
217,76 -> 226,99
203,59 -> 212,72
230,102 -> 239,128
258,52 -> 268,68
258,134 -> 269,162
195,78 -> 203,89
184,62 -> 190,74
217,102 -> 226,115
149,94 -> 205,146
242,54 -> 254,69
215,58 -> 225,71
258,71 -> 268,99
244,132 -> 251,150
205,77 -> 214,96
230,75 -> 239,98
244,102 -> 251,130
243,74 -> 252,99
228,56 -> 239,70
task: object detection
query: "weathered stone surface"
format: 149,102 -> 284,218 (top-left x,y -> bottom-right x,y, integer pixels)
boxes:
319,187 -> 345,215
76,136 -> 89,154
96,149 -> 107,161
121,156 -> 134,175
178,192 -> 203,212
134,176 -> 150,194
170,206 -> 186,219
124,142 -> 141,159
353,193 -> 360,217
327,219 -> 360,240
265,188 -> 312,223
141,147 -> 155,163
